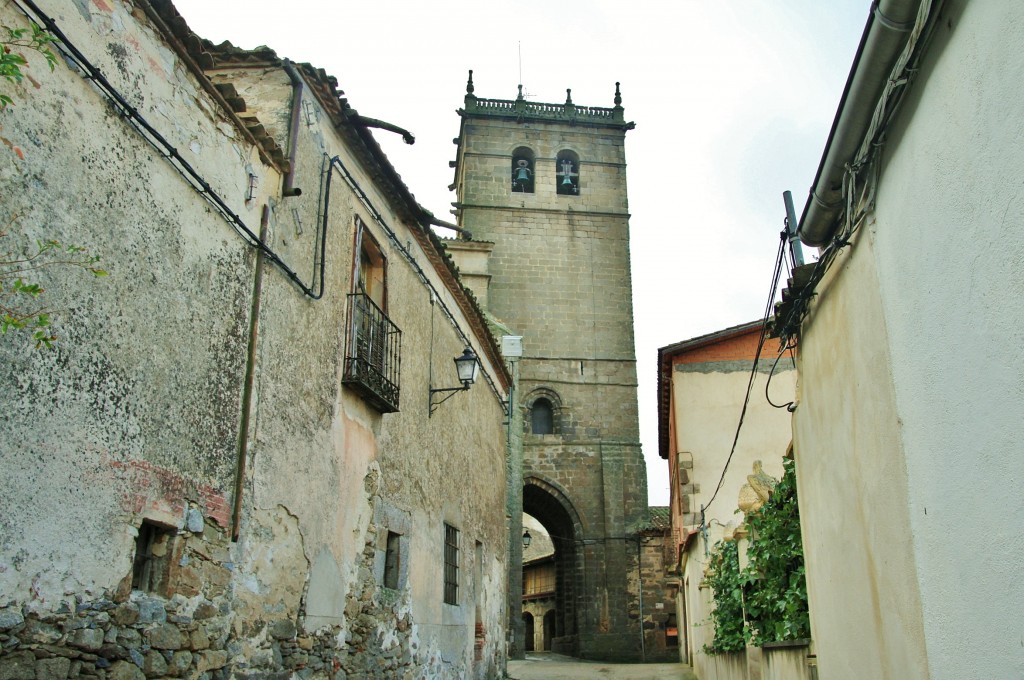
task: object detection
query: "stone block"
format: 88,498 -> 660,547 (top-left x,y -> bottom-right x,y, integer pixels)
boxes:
106,661 -> 145,680
68,627 -> 104,651
146,623 -> 185,650
0,610 -> 24,631
142,650 -> 167,677
0,651 -> 35,680
34,657 -> 71,680
167,651 -> 192,677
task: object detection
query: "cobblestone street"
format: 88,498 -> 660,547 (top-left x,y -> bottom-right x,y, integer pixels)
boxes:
508,653 -> 697,680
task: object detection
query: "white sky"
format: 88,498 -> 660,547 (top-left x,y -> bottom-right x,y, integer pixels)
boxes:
172,0 -> 868,506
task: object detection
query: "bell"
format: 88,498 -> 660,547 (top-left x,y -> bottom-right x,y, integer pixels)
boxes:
515,167 -> 530,182
561,173 -> 574,186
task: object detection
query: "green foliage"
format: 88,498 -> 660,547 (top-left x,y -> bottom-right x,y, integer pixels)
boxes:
1,227 -> 107,348
744,458 -> 810,644
703,540 -> 748,654
704,458 -> 810,654
1,21 -> 57,109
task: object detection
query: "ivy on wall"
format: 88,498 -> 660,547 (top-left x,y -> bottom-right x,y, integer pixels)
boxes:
703,540 -> 747,654
744,457 -> 810,644
704,458 -> 810,653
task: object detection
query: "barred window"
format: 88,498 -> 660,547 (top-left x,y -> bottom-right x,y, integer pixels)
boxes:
444,523 -> 459,605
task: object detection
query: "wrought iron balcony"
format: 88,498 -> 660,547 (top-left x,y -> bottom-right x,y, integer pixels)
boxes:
342,293 -> 401,413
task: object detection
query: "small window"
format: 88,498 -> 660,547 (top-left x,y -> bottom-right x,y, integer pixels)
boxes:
353,218 -> 386,310
556,150 -> 579,195
444,523 -> 459,605
132,521 -> 177,596
384,531 -> 402,590
531,398 -> 554,435
512,147 -> 535,193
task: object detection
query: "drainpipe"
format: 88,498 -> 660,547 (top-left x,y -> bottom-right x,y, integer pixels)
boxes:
350,114 -> 416,145
281,60 -> 304,197
798,0 -> 922,247
422,210 -> 473,239
232,205 -> 270,540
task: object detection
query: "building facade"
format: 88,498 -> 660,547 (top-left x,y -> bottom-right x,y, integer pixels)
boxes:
777,0 -> 1024,677
0,2 -> 510,678
446,75 -> 649,660
657,321 -> 797,675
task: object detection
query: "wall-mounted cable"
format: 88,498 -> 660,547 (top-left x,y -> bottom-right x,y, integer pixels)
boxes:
701,230 -> 788,517
15,0 -> 328,299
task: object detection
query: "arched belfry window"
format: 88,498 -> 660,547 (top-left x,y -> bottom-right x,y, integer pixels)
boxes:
556,150 -> 579,195
531,398 -> 554,435
512,147 -> 535,193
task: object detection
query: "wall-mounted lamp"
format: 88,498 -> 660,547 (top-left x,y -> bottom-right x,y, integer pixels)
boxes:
428,347 -> 480,416
522,530 -> 532,549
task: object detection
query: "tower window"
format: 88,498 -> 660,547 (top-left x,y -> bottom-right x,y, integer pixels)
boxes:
556,150 -> 579,195
531,398 -> 554,435
512,147 -> 535,193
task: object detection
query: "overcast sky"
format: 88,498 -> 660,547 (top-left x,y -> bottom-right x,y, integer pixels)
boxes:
173,0 -> 868,506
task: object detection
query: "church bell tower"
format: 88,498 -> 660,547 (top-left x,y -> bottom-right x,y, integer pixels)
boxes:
447,71 -> 648,661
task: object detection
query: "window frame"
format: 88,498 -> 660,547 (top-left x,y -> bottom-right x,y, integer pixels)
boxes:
443,522 -> 460,605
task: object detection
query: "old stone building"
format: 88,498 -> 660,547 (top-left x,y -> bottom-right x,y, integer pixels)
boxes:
0,1 -> 511,678
446,75 -> 649,661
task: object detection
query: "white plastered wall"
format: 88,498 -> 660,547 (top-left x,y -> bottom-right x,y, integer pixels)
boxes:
869,0 -> 1024,675
794,1 -> 1024,677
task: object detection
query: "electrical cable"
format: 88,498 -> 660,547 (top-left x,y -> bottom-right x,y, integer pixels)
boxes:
765,345 -> 795,411
15,0 -> 327,299
15,0 -> 507,406
701,231 -> 787,517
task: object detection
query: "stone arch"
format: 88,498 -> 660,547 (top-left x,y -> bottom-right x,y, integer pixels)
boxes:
523,611 -> 535,652
523,474 -> 585,657
543,609 -> 556,651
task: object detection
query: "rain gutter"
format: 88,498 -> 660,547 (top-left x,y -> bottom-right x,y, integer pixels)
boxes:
798,0 -> 922,247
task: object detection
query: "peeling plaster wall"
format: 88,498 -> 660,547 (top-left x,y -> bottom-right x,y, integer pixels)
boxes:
0,2 -> 509,678
0,0 -> 260,608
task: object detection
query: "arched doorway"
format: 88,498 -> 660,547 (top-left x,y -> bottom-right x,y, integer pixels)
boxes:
523,612 -> 535,652
522,476 -> 584,657
543,609 -> 556,651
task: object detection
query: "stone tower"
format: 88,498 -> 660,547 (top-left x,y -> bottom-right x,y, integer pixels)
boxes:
447,72 -> 648,661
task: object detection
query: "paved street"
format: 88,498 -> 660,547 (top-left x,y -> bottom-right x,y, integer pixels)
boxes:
508,653 -> 697,680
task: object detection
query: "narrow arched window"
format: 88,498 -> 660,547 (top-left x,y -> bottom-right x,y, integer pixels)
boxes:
556,150 -> 579,195
531,398 -> 554,434
512,147 -> 535,193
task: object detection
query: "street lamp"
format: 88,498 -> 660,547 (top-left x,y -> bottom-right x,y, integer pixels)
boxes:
522,530 -> 532,549
429,347 -> 480,416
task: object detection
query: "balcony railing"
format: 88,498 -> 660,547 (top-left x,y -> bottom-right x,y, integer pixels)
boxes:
342,293 -> 401,413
